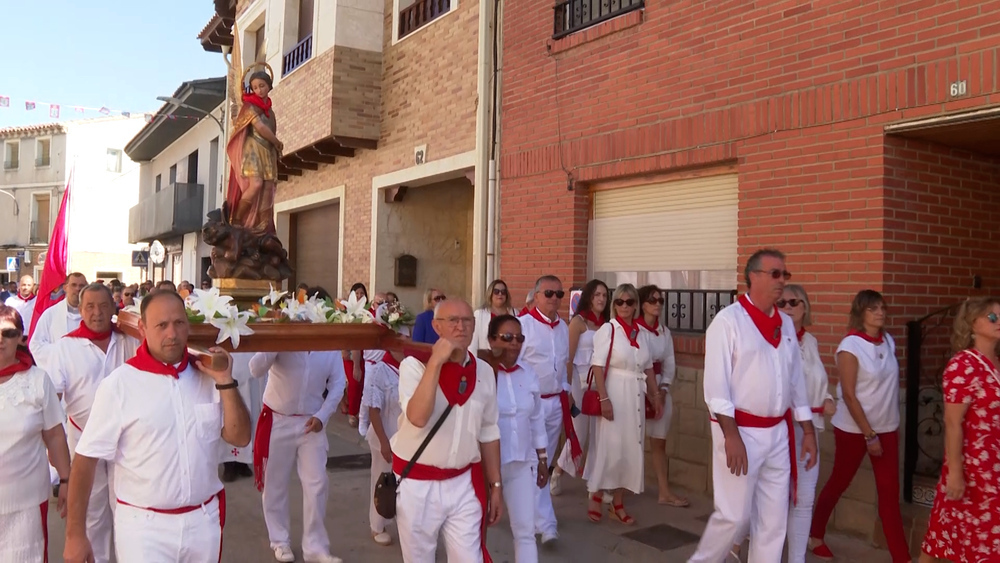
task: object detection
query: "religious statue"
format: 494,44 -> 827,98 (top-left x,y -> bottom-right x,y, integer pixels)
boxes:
204,62 -> 293,281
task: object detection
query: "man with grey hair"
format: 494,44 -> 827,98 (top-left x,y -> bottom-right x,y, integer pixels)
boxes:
517,275 -> 573,544
48,283 -> 139,563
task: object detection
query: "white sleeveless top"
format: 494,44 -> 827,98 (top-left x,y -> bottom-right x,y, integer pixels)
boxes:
573,328 -> 596,368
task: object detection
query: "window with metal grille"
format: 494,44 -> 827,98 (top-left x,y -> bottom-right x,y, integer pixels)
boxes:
398,0 -> 452,40
553,0 -> 643,39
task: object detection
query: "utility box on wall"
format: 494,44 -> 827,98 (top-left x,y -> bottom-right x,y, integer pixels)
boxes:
395,254 -> 417,287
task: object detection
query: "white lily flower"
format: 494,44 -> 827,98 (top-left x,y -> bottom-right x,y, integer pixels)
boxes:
281,298 -> 306,321
303,296 -> 333,323
187,287 -> 234,319
339,292 -> 373,323
261,283 -> 287,306
388,312 -> 400,323
209,310 -> 255,348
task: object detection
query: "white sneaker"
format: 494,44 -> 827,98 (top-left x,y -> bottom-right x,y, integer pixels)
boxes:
541,531 -> 558,545
273,545 -> 294,563
372,531 -> 392,546
549,470 -> 562,496
304,554 -> 343,563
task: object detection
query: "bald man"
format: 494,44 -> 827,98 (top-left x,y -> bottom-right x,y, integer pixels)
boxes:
5,274 -> 37,327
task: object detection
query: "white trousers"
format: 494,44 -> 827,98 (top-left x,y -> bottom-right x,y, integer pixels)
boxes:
367,431 -> 393,534
502,461 -> 538,563
555,375 -> 594,477
786,424 -> 819,563
262,413 -> 331,556
688,423 -> 791,563
396,472 -> 482,563
0,502 -> 46,562
69,422 -> 115,563
534,395 -> 561,536
114,497 -> 221,562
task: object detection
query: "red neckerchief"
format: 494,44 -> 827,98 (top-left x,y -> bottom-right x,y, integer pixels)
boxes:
796,327 -> 806,343
125,341 -> 194,379
0,348 -> 35,377
381,353 -> 401,371
615,316 -> 641,348
738,294 -> 782,348
64,323 -> 113,342
439,352 -> 478,406
518,307 -> 530,317
635,315 -> 660,336
496,362 -> 519,374
12,293 -> 33,302
847,329 -> 884,346
242,93 -> 272,118
528,308 -> 559,329
580,310 -> 605,328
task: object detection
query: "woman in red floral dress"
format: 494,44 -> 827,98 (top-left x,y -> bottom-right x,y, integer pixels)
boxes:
921,296 -> 1000,563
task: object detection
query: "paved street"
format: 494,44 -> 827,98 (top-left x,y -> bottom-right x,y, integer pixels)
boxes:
47,413 -> 899,562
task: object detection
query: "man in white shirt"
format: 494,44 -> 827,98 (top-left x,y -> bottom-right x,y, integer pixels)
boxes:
517,275 -> 574,543
391,299 -> 503,563
5,274 -> 36,327
63,289 -> 252,563
30,271 -> 87,372
688,249 -> 818,563
248,351 -> 347,563
47,283 -> 138,563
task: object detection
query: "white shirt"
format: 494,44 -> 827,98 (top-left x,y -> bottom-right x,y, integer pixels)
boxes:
248,351 -> 346,425
75,362 -> 224,510
832,333 -> 900,434
0,366 -> 64,514
800,332 -> 831,431
518,309 -> 571,395
5,294 -> 36,328
496,364 -> 547,465
390,355 -> 501,469
30,300 -> 82,375
47,332 -> 139,430
703,298 -> 812,422
592,319 -> 654,374
360,359 -> 402,439
637,320 -> 676,387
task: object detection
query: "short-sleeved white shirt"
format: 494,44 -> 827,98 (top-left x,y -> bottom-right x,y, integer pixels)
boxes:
75,363 -> 224,510
0,366 -> 65,513
359,359 -> 402,439
832,333 -> 900,434
47,333 -> 139,429
496,363 -> 547,465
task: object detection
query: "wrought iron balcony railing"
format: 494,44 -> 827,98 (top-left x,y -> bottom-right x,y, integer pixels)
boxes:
553,0 -> 643,39
662,289 -> 737,333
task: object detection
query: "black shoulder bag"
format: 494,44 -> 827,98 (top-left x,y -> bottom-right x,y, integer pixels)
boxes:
373,403 -> 454,519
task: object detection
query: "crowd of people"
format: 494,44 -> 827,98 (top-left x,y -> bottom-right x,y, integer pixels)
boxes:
0,249 -> 995,562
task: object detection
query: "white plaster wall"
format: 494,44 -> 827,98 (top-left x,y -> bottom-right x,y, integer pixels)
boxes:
0,132 -> 68,249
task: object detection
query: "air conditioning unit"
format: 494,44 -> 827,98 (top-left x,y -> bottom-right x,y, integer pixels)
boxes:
23,250 -> 31,264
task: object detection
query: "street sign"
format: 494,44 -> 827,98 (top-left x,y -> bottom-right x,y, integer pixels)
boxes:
5,257 -> 19,272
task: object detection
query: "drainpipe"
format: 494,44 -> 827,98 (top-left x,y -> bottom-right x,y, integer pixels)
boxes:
484,0 -> 502,285
485,158 -> 497,283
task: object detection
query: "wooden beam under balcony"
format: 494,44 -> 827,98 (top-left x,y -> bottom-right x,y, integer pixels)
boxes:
282,155 -> 319,171
297,148 -> 337,165
314,140 -> 355,158
278,173 -> 289,181
333,136 -> 378,151
277,164 -> 303,177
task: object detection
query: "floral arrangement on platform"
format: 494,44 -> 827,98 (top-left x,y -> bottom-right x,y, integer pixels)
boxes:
379,301 -> 416,331
122,285 -> 376,348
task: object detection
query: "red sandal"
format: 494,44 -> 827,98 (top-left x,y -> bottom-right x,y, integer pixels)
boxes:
608,503 -> 635,526
587,493 -> 603,523
809,539 -> 833,561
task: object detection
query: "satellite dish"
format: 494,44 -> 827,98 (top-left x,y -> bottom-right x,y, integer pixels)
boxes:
149,241 -> 166,265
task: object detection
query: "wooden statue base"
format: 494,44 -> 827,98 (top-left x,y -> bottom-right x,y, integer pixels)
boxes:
213,278 -> 272,309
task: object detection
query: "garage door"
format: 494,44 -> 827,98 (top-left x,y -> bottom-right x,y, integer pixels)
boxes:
292,203 -> 339,295
590,173 -> 738,290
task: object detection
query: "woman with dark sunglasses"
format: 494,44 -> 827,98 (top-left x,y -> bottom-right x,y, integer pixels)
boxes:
583,283 -> 662,526
469,280 -> 517,356
635,285 -> 688,508
920,297 -> 1000,563
487,315 -> 549,563
810,290 -> 909,562
552,280 -> 610,494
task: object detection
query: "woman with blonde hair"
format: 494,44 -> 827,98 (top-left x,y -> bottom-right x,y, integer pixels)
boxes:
411,288 -> 446,344
469,279 -> 516,355
584,283 -> 662,525
920,296 -> 1000,563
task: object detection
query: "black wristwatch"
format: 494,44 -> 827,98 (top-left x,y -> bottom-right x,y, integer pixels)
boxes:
215,381 -> 239,390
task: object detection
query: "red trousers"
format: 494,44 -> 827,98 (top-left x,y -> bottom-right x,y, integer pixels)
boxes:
810,428 -> 910,562
344,359 -> 365,417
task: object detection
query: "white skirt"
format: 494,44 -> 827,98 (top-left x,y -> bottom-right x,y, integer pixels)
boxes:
583,367 -> 646,494
0,503 -> 46,562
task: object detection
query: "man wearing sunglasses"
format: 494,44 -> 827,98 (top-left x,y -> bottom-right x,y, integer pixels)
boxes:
30,272 -> 88,374
517,275 -> 573,544
689,249 -> 817,563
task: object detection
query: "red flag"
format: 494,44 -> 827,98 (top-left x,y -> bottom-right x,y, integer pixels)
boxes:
28,170 -> 72,340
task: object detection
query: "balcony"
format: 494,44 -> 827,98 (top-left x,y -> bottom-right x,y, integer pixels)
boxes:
29,221 -> 49,245
282,35 -> 313,77
662,289 -> 737,333
553,0 -> 643,39
35,155 -> 50,167
128,183 -> 205,243
3,159 -> 17,170
399,0 -> 451,39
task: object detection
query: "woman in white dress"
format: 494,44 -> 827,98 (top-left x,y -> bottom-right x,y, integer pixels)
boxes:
486,314 -> 549,563
635,285 -> 688,507
551,279 -> 609,493
361,349 -> 405,547
0,304 -> 72,562
584,284 -> 663,525
469,279 -> 517,356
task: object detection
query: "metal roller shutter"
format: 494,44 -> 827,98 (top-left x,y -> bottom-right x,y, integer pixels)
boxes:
293,203 -> 339,294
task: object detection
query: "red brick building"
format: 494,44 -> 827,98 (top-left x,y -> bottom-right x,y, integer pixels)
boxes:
499,0 -> 1000,548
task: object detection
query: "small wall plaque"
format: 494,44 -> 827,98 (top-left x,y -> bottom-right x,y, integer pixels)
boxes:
395,254 -> 417,287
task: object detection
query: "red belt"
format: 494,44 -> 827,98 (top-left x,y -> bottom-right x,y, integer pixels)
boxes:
68,416 -> 82,432
540,392 -> 559,399
391,456 -> 493,563
118,490 -> 227,562
711,409 -> 798,505
811,406 -> 824,414
539,392 -> 582,470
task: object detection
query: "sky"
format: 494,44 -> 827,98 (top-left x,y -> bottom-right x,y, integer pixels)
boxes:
0,0 -> 226,128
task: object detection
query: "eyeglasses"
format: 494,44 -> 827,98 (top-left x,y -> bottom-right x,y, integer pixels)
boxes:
433,295 -> 447,302
988,313 -> 999,324
123,292 -> 135,297
0,328 -> 22,339
645,298 -> 665,305
492,288 -> 508,296
776,298 -> 802,308
614,298 -> 636,307
495,333 -> 525,343
542,290 -> 565,299
435,316 -> 474,327
754,269 -> 792,280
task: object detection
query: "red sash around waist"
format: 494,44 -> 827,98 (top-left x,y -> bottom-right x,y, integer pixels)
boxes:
68,416 -> 82,432
538,391 -> 582,469
810,406 -> 824,414
711,409 -> 798,505
653,361 -> 663,376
